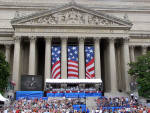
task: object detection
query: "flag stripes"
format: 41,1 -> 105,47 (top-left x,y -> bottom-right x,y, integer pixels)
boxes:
67,46 -> 79,79
85,46 -> 95,79
51,46 -> 61,79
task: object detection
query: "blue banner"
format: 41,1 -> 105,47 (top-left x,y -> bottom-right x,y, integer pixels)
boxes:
73,105 -> 86,112
16,91 -> 43,100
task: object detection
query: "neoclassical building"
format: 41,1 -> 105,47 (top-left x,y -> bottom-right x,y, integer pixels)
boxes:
0,0 -> 150,95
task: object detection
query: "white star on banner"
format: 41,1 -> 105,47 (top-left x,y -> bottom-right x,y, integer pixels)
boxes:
54,48 -> 57,51
89,49 -> 93,53
75,51 -> 77,54
57,51 -> 60,54
87,53 -> 90,57
72,47 -> 76,50
56,57 -> 60,61
68,49 -> 70,52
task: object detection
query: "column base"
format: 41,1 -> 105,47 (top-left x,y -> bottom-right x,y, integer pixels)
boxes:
104,91 -> 129,97
79,84 -> 85,89
61,84 -> 67,89
95,84 -> 100,91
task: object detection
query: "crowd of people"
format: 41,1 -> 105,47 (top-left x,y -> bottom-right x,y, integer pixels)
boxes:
1,98 -> 86,113
93,96 -> 150,113
0,94 -> 150,113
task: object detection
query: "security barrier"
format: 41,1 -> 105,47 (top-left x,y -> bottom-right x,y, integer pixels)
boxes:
47,92 -> 102,98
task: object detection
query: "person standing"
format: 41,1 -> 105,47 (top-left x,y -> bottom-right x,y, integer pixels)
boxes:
3,108 -> 8,113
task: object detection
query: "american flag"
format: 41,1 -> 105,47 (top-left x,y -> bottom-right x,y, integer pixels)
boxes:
68,46 -> 79,79
51,46 -> 61,79
85,46 -> 95,79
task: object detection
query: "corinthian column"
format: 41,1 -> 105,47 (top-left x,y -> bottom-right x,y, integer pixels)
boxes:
122,38 -> 130,92
130,46 -> 135,62
108,38 -> 117,92
94,38 -> 101,79
12,37 -> 21,91
28,36 -> 36,75
79,38 -> 85,79
61,38 -> 67,79
5,45 -> 11,63
142,45 -> 147,55
44,37 -> 52,81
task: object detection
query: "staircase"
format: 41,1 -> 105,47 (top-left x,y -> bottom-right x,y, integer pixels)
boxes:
86,97 -> 98,111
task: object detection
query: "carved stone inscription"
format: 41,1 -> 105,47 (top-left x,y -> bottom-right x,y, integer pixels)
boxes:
24,8 -> 118,26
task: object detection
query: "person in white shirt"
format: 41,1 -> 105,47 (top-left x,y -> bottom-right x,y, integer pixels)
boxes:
91,108 -> 95,113
4,108 -> 8,113
99,109 -> 102,113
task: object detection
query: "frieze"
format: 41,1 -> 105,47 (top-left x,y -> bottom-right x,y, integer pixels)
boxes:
23,8 -> 119,26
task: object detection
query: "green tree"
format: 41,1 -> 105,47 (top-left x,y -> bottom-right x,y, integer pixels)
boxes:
0,51 -> 10,94
128,52 -> 150,98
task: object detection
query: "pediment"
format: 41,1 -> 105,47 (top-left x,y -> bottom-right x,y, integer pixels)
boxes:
11,2 -> 132,28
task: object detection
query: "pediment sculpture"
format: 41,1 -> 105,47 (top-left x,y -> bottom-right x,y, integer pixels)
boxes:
23,8 -> 119,26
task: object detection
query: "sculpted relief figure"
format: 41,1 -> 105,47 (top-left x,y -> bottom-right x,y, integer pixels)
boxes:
88,15 -> 94,24
47,16 -> 56,24
61,9 -> 84,24
53,13 -> 65,24
94,17 -> 100,25
37,17 -> 43,23
76,11 -> 84,24
88,15 -> 111,25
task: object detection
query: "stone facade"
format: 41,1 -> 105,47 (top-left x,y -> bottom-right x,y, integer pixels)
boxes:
0,0 -> 150,95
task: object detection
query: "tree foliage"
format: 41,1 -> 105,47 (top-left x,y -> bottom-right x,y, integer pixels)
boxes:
128,52 -> 150,98
0,51 -> 10,94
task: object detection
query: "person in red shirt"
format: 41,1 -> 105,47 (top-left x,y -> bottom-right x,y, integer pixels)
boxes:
16,109 -> 20,113
148,108 -> 150,113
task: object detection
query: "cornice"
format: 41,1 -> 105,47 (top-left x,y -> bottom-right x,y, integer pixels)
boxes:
0,28 -> 14,37
0,1 -> 150,12
129,31 -> 150,38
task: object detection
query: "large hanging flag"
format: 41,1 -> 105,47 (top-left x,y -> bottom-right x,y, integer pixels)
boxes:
67,46 -> 79,79
51,46 -> 61,79
85,46 -> 95,79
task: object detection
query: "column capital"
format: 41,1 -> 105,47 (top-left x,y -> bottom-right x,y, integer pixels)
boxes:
44,36 -> 52,39
130,45 -> 135,49
108,38 -> 115,43
130,45 -> 135,47
13,36 -> 21,42
45,37 -> 52,42
78,37 -> 85,42
5,44 -> 11,49
29,36 -> 36,41
61,37 -> 68,43
61,36 -> 68,39
93,37 -> 101,42
123,37 -> 129,44
142,45 -> 148,49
